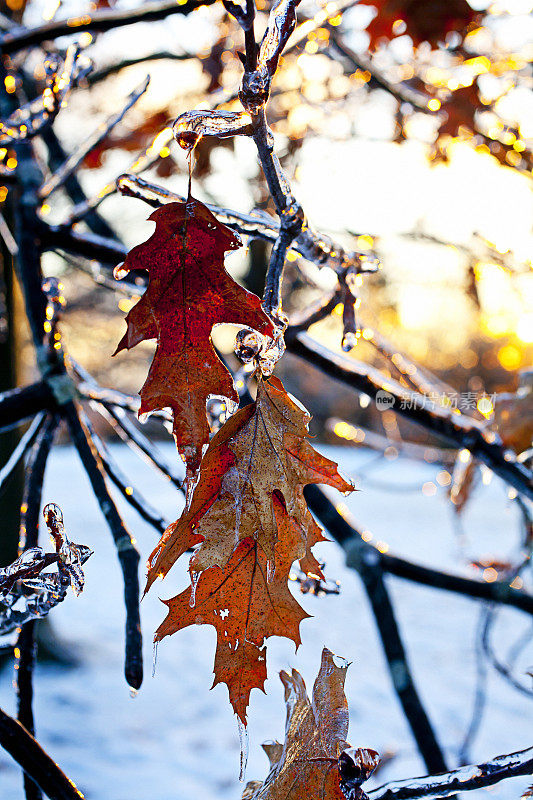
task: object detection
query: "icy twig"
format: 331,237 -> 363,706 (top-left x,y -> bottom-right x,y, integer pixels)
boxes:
38,76 -> 150,200
0,0 -> 217,54
0,46 -> 90,143
0,707 -> 85,800
368,746 -> 533,800
79,408 -> 168,535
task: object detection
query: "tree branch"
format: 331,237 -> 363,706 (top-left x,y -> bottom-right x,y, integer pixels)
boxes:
0,0 -> 217,54
0,706 -> 85,800
368,746 -> 533,800
289,332 -> 533,500
62,401 -> 143,690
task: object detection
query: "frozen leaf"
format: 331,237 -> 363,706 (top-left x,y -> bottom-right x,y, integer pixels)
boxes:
146,375 -> 354,585
243,648 -> 379,799
155,495 -> 310,723
114,198 -> 274,473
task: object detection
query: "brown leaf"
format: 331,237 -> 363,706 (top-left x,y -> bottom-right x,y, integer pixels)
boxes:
114,199 -> 274,473
360,0 -> 479,49
243,648 -> 380,800
146,376 -> 354,591
155,495 -> 310,723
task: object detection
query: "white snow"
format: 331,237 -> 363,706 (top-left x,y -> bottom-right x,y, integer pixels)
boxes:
0,443 -> 531,800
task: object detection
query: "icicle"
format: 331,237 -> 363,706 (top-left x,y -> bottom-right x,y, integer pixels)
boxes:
341,331 -> 358,352
237,717 -> 249,782
152,640 -> 159,678
189,570 -> 200,608
266,559 -> 275,583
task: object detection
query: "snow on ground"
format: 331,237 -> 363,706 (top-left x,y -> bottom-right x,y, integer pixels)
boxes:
0,443 -> 531,800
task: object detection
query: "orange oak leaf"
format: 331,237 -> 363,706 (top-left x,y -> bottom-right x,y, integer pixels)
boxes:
155,495 -> 311,724
360,0 -> 479,50
243,648 -> 380,800
113,198 -> 275,473
146,375 -> 354,592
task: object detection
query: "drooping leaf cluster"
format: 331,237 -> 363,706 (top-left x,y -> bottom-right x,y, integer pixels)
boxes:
116,198 -> 354,722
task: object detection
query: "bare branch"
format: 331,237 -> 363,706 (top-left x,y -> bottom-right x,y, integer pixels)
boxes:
288,331 -> 533,501
0,412 -> 47,499
0,0 -> 217,55
63,401 -> 143,690
0,707 -> 85,800
79,407 -> 168,535
38,76 -> 150,200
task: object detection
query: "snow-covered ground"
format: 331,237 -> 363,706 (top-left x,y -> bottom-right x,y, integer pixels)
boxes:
0,443 -> 531,800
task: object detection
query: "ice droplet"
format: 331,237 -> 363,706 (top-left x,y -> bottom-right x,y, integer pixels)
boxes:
189,570 -> 200,608
129,687 -> 139,699
266,559 -> 275,583
113,262 -> 128,281
342,331 -> 358,352
237,718 -> 249,782
152,640 -> 159,678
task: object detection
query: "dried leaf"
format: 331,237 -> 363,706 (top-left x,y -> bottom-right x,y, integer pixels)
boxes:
243,648 -> 379,800
493,385 -> 533,457
146,376 -> 353,590
155,495 -> 310,724
360,0 -> 479,49
114,198 -> 274,473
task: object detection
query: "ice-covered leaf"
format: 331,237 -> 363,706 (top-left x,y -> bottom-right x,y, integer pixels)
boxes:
146,375 -> 354,586
155,495 -> 310,723
243,648 -> 379,799
114,198 -> 274,474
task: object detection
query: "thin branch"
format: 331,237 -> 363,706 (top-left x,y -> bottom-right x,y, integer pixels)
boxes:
0,0 -> 217,54
91,398 -> 184,489
76,381 -> 171,421
0,411 -> 47,499
16,414 -> 58,800
288,331 -> 533,501
38,76 -> 150,200
62,401 -> 143,690
327,31 -> 431,112
87,51 -> 192,85
382,552 -> 533,615
79,407 -> 167,535
0,706 -> 85,800
41,127 -> 118,240
368,745 -> 533,800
